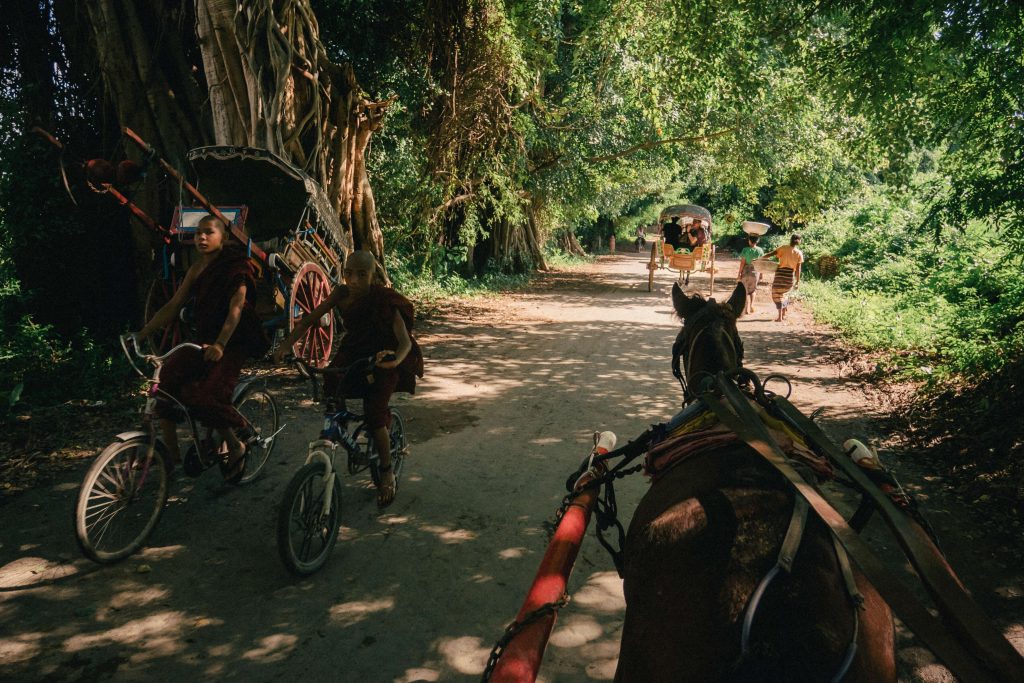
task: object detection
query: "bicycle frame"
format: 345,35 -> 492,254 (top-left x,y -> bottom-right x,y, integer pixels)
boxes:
122,336 -> 267,474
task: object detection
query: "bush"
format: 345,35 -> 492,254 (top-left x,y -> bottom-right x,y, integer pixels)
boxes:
799,174 -> 1024,383
0,314 -> 127,411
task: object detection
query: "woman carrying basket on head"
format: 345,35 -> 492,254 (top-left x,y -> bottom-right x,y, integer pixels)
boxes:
765,233 -> 804,322
737,233 -> 764,315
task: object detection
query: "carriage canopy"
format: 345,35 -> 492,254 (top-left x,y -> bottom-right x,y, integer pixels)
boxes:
187,146 -> 350,253
658,204 -> 712,227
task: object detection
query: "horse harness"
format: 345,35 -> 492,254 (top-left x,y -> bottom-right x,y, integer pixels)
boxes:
671,303 -> 744,401
700,379 -> 863,682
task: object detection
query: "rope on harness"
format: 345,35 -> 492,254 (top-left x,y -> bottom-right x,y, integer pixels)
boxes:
593,479 -> 628,576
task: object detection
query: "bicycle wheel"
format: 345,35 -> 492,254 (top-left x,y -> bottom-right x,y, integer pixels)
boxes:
277,461 -> 342,576
235,386 -> 279,484
369,409 -> 407,487
74,437 -> 169,563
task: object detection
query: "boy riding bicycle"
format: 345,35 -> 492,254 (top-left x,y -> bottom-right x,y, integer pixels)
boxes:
135,214 -> 269,482
274,250 -> 423,507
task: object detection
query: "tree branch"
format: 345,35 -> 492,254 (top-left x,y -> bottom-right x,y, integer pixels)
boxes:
584,125 -> 742,164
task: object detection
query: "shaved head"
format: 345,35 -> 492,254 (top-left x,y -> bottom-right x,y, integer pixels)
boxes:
346,250 -> 376,270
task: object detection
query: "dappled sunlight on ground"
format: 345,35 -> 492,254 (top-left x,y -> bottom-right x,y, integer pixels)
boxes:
570,571 -> 626,613
396,666 -> 441,682
436,635 -> 491,674
420,525 -> 478,544
0,253 -> 1019,681
329,597 -> 395,627
64,610 -> 189,661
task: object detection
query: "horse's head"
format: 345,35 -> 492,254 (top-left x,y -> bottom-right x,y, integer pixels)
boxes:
671,282 -> 747,398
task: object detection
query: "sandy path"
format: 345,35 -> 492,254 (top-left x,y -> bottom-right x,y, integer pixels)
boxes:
0,252 -> 1020,682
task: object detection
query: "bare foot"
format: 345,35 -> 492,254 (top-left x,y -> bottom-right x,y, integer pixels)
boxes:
220,444 -> 247,484
377,466 -> 396,508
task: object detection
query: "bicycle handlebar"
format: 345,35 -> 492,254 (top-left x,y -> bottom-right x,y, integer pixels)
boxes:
288,353 -> 396,403
120,335 -> 205,378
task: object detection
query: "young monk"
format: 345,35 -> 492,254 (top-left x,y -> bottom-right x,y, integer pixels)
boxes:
273,250 -> 423,508
135,214 -> 268,482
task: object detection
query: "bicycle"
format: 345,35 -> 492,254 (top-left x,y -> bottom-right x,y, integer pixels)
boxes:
73,336 -> 283,564
277,357 -> 408,576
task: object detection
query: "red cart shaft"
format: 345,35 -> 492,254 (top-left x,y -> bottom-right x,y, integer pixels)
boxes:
489,427 -> 615,683
490,486 -> 598,682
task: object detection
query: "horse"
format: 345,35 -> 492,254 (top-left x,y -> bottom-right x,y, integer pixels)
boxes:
614,282 -> 895,682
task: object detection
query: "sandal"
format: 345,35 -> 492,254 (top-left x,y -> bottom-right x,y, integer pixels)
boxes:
220,445 -> 247,485
376,464 -> 396,509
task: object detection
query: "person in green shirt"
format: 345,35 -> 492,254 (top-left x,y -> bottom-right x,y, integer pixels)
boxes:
737,233 -> 765,315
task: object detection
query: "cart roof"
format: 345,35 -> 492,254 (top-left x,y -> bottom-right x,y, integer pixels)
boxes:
187,146 -> 348,249
659,204 -> 712,224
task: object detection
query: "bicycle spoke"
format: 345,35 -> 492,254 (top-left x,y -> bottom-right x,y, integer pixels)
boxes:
87,482 -> 120,502
84,497 -> 121,522
91,502 -> 126,547
99,466 -> 125,492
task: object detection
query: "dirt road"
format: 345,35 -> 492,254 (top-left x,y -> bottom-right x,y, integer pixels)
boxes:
1,252 -> 1021,681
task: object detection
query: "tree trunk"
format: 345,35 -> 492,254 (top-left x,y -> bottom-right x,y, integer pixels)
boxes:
77,0 -> 388,273
422,0 -> 547,273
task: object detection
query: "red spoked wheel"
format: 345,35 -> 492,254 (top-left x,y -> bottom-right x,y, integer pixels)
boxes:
289,261 -> 334,368
144,276 -> 189,355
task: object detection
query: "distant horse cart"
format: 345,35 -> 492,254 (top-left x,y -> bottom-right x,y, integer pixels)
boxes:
647,203 -> 716,295
33,127 -> 350,368
484,283 -> 1024,682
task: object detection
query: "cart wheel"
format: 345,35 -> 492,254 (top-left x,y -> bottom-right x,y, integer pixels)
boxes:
648,243 -> 657,292
289,261 -> 334,368
144,277 -> 188,355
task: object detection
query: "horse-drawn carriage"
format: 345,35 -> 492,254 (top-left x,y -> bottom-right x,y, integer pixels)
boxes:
36,127 -> 350,368
647,203 -> 716,295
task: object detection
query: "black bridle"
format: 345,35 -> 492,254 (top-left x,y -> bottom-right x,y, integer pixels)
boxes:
671,304 -> 745,402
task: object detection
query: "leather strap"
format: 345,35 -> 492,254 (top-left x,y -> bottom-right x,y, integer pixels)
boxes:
778,495 -> 809,573
768,393 -> 1024,682
702,374 -> 1014,683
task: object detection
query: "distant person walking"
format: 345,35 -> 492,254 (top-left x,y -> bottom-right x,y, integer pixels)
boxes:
737,233 -> 764,315
635,224 -> 647,251
766,234 -> 804,322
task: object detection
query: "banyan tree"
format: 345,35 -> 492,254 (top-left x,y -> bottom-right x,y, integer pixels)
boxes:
69,0 -> 390,263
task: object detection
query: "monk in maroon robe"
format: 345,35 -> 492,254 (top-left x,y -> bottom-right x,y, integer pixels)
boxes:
137,215 -> 268,482
276,250 -> 423,507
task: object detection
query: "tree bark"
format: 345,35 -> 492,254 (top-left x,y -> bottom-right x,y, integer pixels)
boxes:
76,0 -> 389,272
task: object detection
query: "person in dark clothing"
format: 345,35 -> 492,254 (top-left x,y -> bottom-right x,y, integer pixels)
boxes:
136,214 -> 269,482
275,250 -> 424,507
662,216 -> 684,250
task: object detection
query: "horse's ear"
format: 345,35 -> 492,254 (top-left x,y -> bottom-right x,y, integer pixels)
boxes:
672,282 -> 705,319
726,282 -> 746,317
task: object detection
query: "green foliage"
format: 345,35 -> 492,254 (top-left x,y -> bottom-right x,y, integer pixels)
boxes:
800,170 -> 1024,383
0,312 -> 126,409
385,249 -> 531,305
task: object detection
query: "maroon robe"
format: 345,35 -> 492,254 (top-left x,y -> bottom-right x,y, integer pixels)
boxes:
325,284 -> 425,429
157,247 -> 266,429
